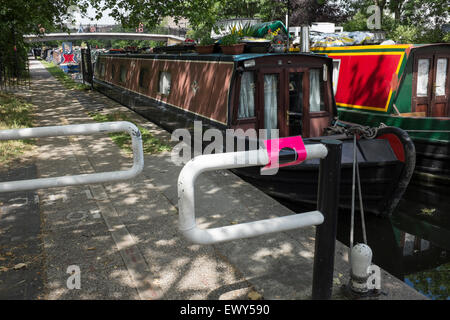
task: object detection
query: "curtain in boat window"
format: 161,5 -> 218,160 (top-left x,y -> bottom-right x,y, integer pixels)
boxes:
119,65 -> 127,83
435,58 -> 448,97
417,59 -> 430,97
332,60 -> 340,94
264,74 -> 278,137
159,71 -> 171,95
309,69 -> 325,112
238,72 -> 255,118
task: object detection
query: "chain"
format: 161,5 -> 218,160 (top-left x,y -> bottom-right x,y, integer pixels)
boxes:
324,119 -> 387,139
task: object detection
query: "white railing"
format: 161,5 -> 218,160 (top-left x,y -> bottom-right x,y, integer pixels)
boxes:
177,144 -> 328,245
0,122 -> 144,193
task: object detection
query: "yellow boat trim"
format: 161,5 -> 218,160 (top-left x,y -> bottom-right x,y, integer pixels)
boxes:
311,44 -> 412,51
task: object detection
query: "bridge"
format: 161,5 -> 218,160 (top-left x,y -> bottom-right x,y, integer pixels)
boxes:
23,32 -> 185,45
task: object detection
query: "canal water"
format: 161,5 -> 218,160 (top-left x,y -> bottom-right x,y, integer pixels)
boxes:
282,176 -> 450,300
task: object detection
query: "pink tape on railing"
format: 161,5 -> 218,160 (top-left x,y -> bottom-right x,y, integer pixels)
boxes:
262,136 -> 307,171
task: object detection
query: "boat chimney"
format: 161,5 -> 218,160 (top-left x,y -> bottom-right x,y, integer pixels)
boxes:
301,25 -> 310,53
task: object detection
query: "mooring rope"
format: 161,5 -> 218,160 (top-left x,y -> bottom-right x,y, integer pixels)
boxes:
349,132 -> 368,265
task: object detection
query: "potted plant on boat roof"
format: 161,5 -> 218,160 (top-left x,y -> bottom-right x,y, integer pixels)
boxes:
220,26 -> 245,55
196,36 -> 216,54
265,27 -> 286,53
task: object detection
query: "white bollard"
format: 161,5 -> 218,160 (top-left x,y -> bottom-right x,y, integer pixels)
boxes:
350,243 -> 373,293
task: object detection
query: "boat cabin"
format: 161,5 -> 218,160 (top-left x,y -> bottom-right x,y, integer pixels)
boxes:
93,52 -> 336,138
311,43 -> 450,141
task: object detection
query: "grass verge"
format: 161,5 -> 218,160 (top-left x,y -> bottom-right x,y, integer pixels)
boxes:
88,111 -> 172,154
40,59 -> 91,91
0,92 -> 35,168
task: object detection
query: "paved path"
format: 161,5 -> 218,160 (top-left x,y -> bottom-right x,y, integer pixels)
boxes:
0,165 -> 43,299
0,58 -> 427,300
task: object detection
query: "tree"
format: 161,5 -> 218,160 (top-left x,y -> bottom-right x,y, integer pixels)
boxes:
0,0 -> 91,79
341,0 -> 449,43
288,0 -> 350,26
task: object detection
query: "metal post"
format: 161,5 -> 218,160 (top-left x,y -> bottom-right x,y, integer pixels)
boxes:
312,139 -> 342,300
81,48 -> 85,85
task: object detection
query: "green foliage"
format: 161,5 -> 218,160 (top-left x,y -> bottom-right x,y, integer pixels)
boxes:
342,0 -> 449,43
0,93 -> 34,167
88,111 -> 172,154
443,33 -> 450,43
387,24 -> 420,43
239,22 -> 258,37
199,37 -> 215,46
343,11 -> 370,32
0,0 -> 88,81
220,32 -> 240,46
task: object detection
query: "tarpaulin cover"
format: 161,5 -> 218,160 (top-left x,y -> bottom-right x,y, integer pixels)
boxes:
250,20 -> 290,38
310,31 -> 375,47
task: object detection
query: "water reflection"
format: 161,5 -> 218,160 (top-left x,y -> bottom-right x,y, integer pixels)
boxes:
280,177 -> 450,300
389,179 -> 450,300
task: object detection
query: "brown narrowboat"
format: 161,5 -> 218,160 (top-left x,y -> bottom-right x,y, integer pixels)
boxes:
92,51 -> 415,217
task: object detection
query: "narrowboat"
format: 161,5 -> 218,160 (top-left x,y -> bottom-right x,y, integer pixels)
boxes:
311,44 -> 450,187
92,50 -> 415,217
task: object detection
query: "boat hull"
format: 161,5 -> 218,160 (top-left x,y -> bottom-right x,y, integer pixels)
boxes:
233,127 -> 415,217
338,108 -> 449,187
93,77 -> 415,218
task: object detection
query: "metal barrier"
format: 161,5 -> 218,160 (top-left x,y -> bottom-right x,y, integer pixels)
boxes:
0,122 -> 144,193
178,138 -> 342,299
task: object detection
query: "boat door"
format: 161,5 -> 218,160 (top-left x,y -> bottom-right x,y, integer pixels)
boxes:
412,53 -> 450,117
258,66 -> 331,138
286,68 -> 307,136
258,68 -> 287,138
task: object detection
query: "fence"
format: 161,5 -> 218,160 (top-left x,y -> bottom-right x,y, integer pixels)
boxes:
0,52 -> 30,92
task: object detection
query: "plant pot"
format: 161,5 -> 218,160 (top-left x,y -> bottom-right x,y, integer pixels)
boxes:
195,45 -> 215,54
220,43 -> 245,55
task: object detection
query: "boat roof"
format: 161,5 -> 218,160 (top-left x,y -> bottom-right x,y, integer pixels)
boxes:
99,52 -> 328,62
311,43 -> 449,53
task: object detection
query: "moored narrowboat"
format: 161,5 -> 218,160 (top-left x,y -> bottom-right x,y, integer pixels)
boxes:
311,44 -> 450,187
92,50 -> 415,217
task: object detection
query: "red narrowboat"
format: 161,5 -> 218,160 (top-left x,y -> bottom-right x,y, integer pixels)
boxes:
311,44 -> 450,187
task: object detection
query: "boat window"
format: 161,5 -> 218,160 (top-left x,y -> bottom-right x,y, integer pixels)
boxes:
95,61 -> 101,75
238,72 -> 255,118
119,65 -> 127,83
100,62 -> 105,78
159,71 -> 171,95
263,74 -> 278,134
435,58 -> 447,96
111,64 -> 115,80
417,58 -> 430,97
139,67 -> 149,88
332,60 -> 340,94
289,72 -> 303,113
309,69 -> 326,112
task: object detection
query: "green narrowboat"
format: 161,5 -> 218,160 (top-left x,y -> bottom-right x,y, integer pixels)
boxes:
311,44 -> 450,186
